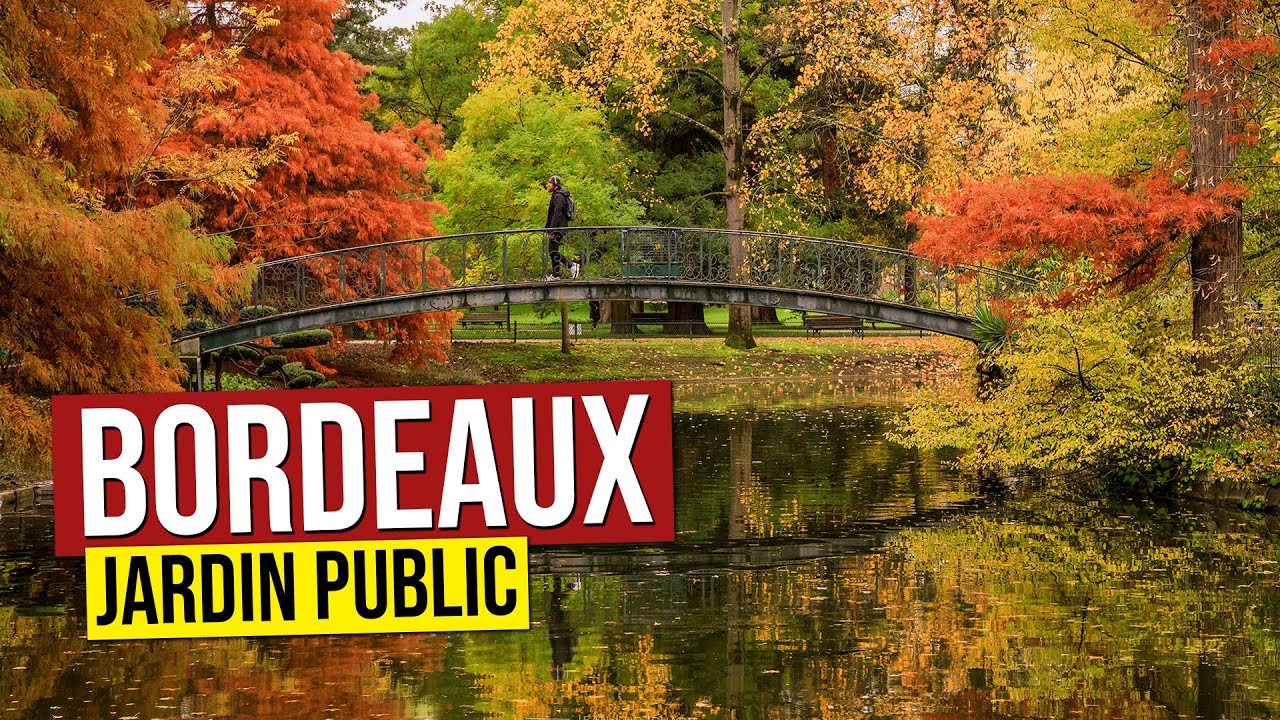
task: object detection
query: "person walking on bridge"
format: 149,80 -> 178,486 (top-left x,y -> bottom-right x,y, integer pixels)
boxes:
545,175 -> 575,279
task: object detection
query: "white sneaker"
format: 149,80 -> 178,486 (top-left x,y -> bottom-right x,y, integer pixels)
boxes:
545,274 -> 560,281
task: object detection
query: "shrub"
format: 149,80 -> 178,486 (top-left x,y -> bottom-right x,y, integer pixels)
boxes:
216,345 -> 262,362
280,362 -> 306,380
183,317 -> 213,333
272,329 -> 334,348
256,354 -> 287,376
896,295 -> 1277,493
238,305 -> 280,322
286,370 -> 326,389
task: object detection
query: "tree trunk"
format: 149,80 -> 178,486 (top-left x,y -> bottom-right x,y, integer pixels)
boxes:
820,125 -> 839,198
560,302 -> 570,354
722,0 -> 754,350
665,302 -> 711,334
602,300 -> 633,335
751,306 -> 779,324
1187,0 -> 1243,354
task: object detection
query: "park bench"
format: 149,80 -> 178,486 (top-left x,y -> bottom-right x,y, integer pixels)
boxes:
458,308 -> 511,330
632,311 -> 667,325
621,229 -> 684,279
803,314 -> 865,337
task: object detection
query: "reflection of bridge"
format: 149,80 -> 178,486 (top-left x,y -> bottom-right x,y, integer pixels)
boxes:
179,227 -> 1036,354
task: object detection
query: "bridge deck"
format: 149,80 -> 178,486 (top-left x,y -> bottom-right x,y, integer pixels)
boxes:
175,226 -> 1035,352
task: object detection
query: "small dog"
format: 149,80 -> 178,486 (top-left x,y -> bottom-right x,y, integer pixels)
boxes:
569,261 -> 580,279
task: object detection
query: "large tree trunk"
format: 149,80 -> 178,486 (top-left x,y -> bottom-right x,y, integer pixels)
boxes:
751,306 -> 779,324
1188,0 -> 1243,352
722,0 -> 755,350
665,302 -> 711,334
601,300 -> 633,335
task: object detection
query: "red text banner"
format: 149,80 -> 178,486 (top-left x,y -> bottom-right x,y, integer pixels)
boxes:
54,380 -> 674,556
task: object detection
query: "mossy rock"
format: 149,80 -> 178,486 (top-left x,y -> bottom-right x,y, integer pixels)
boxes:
256,354 -> 287,376
272,329 -> 334,349
238,305 -> 280,322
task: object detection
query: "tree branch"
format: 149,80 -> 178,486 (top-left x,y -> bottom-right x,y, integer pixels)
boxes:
674,65 -> 726,93
658,108 -> 723,144
743,50 -> 807,94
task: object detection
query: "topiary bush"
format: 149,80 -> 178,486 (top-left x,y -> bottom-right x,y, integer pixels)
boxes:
183,317 -> 213,334
257,354 -> 287,376
216,345 -> 262,362
280,362 -> 306,380
272,329 -> 334,348
238,305 -> 280,322
285,370 -> 327,389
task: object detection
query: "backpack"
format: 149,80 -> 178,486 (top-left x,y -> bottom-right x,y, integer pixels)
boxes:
564,192 -> 578,222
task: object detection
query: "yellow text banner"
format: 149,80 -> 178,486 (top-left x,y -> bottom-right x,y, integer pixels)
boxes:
86,537 -> 529,640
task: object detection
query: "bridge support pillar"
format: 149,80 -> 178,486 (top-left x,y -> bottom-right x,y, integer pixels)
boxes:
176,338 -> 203,392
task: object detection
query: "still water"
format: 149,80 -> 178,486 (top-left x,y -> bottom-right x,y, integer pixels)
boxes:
4,378 -> 1280,719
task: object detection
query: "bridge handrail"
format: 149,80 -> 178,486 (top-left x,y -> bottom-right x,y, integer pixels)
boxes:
248,226 -> 1039,287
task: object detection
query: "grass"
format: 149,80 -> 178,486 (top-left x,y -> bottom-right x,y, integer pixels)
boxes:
452,302 -> 920,340
331,335 -> 971,386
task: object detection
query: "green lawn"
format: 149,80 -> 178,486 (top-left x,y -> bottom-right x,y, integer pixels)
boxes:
451,302 -> 914,340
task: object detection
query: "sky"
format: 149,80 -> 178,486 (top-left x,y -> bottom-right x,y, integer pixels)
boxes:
372,1 -> 463,29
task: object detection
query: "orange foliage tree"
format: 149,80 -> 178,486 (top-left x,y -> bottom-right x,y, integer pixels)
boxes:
912,173 -> 1243,295
151,0 -> 453,363
0,0 -> 240,467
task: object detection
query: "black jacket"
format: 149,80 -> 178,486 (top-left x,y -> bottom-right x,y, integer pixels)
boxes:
546,189 -> 571,229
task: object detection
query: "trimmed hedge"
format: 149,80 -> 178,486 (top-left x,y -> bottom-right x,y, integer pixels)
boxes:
216,345 -> 262,362
183,317 -> 213,333
272,329 -> 334,349
256,354 -> 287,376
286,370 -> 326,389
238,305 -> 280,322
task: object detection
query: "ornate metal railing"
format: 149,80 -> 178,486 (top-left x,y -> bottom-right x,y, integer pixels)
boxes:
183,227 -> 1037,336
1247,311 -> 1280,369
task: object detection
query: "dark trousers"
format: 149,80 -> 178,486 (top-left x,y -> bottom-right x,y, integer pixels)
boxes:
548,231 -> 565,275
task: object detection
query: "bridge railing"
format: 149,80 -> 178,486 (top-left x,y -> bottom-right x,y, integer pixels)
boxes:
232,227 -> 1034,331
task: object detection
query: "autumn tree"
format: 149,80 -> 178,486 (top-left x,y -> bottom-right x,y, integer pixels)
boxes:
0,0 -> 246,467
909,0 -> 1280,352
912,172 -> 1240,294
152,0 -> 452,364
487,0 -> 799,348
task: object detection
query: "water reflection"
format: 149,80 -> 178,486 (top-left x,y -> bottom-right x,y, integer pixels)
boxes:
3,379 -> 1280,718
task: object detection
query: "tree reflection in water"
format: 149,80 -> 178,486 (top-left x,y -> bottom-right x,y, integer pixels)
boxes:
3,380 -> 1279,718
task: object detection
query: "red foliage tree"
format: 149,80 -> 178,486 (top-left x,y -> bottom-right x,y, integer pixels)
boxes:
912,173 -> 1243,295
152,0 -> 453,363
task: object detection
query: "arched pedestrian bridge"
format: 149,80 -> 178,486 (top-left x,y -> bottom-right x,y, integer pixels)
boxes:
179,227 -> 1036,354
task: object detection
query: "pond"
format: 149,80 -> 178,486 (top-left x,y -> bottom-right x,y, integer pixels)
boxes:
3,378 -> 1280,719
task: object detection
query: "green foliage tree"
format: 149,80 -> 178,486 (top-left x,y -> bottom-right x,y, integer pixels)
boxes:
331,0 -> 410,70
432,84 -> 642,232
364,5 -> 499,140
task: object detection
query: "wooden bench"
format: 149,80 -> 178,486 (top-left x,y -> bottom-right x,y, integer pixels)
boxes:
458,308 -> 510,330
632,311 -> 667,325
803,314 -> 865,337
